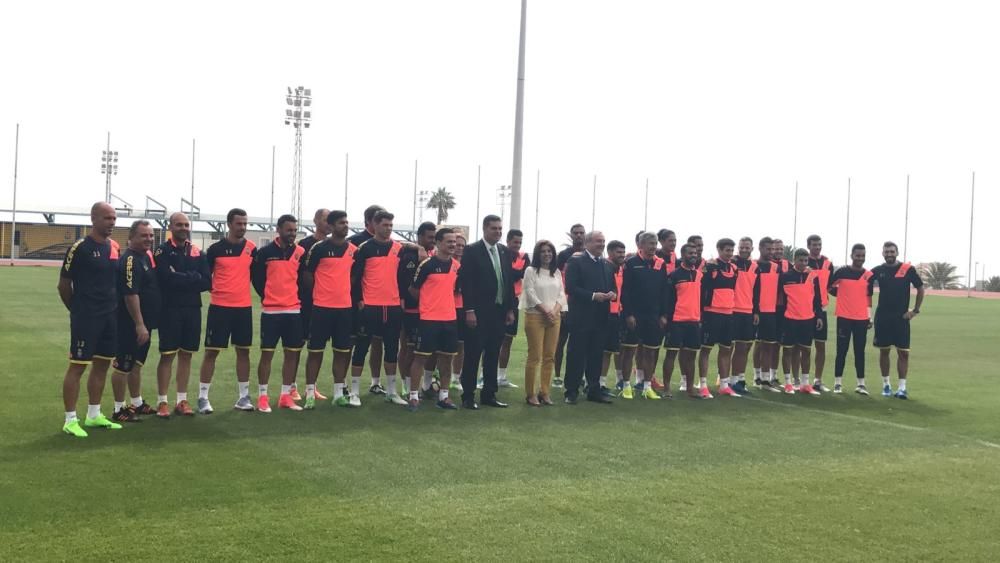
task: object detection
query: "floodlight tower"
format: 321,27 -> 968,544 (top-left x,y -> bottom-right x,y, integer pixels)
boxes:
284,86 -> 312,222
100,132 -> 119,204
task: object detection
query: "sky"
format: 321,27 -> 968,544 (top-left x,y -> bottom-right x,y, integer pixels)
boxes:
1,0 -> 998,281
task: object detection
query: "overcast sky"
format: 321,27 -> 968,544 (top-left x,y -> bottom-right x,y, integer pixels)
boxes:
1,0 -> 997,280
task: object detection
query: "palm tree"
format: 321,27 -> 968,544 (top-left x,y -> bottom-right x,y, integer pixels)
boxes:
783,245 -> 795,261
985,276 -> 1000,292
426,187 -> 456,225
919,262 -> 961,290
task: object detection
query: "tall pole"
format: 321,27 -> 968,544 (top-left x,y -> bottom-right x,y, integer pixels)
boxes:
903,174 -> 910,261
643,178 -> 649,231
269,146 -> 276,229
105,132 -> 111,203
509,0 -> 527,230
190,138 -> 196,204
10,124 -> 19,262
534,169 -> 540,244
412,160 -> 418,229
591,174 -> 597,229
967,171 -> 976,298
344,153 -> 349,212
475,165 -> 481,240
792,180 -> 799,250
844,177 -> 851,265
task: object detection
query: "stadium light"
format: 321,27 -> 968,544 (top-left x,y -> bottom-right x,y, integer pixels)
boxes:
497,184 -> 512,223
285,85 -> 312,224
416,189 -> 430,222
99,131 -> 119,204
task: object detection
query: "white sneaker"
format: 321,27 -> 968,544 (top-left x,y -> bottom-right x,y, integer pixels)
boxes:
385,393 -> 408,406
348,393 -> 362,408
498,378 -> 518,388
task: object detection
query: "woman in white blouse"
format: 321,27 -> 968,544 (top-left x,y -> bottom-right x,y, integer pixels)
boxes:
520,240 -> 567,405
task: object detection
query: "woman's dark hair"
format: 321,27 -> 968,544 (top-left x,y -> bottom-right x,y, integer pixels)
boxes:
530,239 -> 558,277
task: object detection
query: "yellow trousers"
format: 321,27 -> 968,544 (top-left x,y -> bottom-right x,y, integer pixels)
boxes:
523,312 -> 561,398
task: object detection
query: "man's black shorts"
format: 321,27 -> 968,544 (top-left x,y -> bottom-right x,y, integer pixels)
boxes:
755,312 -> 778,343
732,312 -> 755,343
158,306 -> 202,354
205,305 -> 253,349
666,321 -> 701,351
814,310 -> 829,342
114,319 -> 152,373
701,311 -> 734,348
70,312 -> 117,363
623,315 -> 663,349
308,306 -> 353,352
402,311 -> 421,348
415,320 -> 459,356
873,311 -> 911,350
261,313 -> 305,351
604,314 -> 623,353
505,308 -> 520,337
352,305 -> 403,365
782,318 -> 814,348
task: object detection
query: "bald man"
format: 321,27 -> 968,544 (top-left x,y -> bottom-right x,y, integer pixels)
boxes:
58,202 -> 123,437
155,212 -> 212,415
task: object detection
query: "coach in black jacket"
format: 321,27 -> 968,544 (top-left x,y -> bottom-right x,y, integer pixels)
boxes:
564,231 -> 617,404
457,215 -> 516,409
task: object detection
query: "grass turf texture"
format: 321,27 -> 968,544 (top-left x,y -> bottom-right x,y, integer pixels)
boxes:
1,266 -> 998,561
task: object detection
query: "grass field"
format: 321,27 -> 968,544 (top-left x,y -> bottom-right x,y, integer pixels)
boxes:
1,266 -> 998,561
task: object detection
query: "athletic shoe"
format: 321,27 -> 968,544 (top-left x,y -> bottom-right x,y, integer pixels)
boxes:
174,400 -> 195,416
815,382 -> 831,393
368,384 -> 386,395
882,384 -> 893,397
753,378 -> 764,389
799,384 -> 821,396
313,389 -> 328,401
621,385 -> 634,400
83,414 -> 123,430
783,384 -> 795,394
304,395 -> 316,410
436,398 -> 458,410
156,401 -> 171,419
792,383 -> 801,392
833,383 -> 843,394
133,401 -> 156,415
278,394 -> 303,411
197,398 -> 214,415
289,388 -> 303,402
348,393 -> 362,408
855,385 -> 869,396
731,381 -> 751,395
111,407 -> 141,423
62,419 -> 88,437
641,387 -> 661,400
385,393 -> 408,406
498,378 -> 518,388
894,389 -> 908,400
407,398 -> 420,412
699,386 -> 714,399
476,377 -> 484,390
234,395 -> 255,411
650,377 -> 666,392
552,377 -> 564,388
717,386 -> 740,398
257,395 -> 272,413
765,380 -> 783,393
678,382 -> 687,393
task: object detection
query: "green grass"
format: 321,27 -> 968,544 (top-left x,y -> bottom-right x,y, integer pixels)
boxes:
1,266 -> 998,561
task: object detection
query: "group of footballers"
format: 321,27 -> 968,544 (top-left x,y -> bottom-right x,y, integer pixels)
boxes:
57,201 -> 925,437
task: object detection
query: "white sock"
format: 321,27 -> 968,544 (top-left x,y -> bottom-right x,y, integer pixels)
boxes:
768,369 -> 776,382
599,376 -> 607,388
643,380 -> 651,391
784,373 -> 792,384
176,392 -> 187,403
736,373 -> 745,382
636,369 -> 645,383
615,369 -> 624,384
898,379 -> 907,391
422,370 -> 434,390
290,382 -> 298,390
438,389 -> 449,401
334,382 -> 345,397
130,396 -> 143,408
387,374 -> 397,394
157,394 -> 168,405
802,374 -> 811,387
65,411 -> 78,423
720,377 -> 730,389
238,381 -> 250,398
87,404 -> 101,419
199,383 -> 211,400
454,371 -> 462,380
371,376 -> 380,386
113,401 -> 124,413
882,376 -> 891,386
351,376 -> 361,396
754,367 -> 762,379
258,385 -> 268,396
857,377 -> 866,386
280,384 -> 291,395
835,376 -> 843,386
498,368 -> 507,379
409,390 -> 419,401
306,384 -> 315,399
699,376 -> 708,388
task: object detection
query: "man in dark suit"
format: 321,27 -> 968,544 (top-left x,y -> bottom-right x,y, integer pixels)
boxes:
564,231 -> 617,404
457,215 -> 516,409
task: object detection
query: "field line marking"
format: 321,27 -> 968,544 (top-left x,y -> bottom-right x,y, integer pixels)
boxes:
745,396 -> 1000,450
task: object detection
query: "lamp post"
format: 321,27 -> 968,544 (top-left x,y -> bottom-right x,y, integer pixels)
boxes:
497,184 -> 512,223
100,132 -> 118,204
416,190 -> 430,223
284,86 -> 312,222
